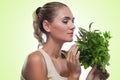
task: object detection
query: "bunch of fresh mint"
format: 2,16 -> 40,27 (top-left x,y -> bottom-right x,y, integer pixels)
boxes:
76,22 -> 111,79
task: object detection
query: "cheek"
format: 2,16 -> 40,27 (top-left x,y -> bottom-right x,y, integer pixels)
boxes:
50,24 -> 69,41
51,23 -> 67,35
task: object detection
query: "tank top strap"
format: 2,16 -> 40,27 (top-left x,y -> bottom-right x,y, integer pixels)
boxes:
39,48 -> 67,80
39,49 -> 56,75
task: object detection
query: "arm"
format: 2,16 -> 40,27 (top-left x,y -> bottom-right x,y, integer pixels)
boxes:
67,44 -> 81,80
22,51 -> 47,80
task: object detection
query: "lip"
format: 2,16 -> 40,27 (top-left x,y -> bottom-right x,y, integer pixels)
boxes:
67,32 -> 74,36
68,32 -> 73,34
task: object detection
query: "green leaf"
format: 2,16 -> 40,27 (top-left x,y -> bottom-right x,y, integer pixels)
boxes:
89,22 -> 94,31
84,63 -> 89,69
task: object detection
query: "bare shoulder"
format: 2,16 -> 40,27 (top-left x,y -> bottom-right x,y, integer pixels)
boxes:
22,50 -> 46,70
27,50 -> 44,63
22,50 -> 47,79
24,50 -> 46,68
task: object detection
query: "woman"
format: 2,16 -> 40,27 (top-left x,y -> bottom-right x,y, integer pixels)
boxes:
21,2 -> 109,80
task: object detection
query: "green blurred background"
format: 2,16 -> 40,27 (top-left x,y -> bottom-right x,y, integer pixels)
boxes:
0,0 -> 120,80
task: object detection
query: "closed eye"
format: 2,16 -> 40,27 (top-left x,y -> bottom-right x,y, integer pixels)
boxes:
62,19 -> 68,24
62,16 -> 75,24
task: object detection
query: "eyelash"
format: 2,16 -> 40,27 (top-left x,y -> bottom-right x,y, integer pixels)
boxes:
62,19 -> 74,24
62,20 -> 68,24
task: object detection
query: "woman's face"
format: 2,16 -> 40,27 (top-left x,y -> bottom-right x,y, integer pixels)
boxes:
48,7 -> 75,43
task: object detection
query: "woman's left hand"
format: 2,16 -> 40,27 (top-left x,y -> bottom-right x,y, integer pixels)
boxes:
86,65 -> 109,80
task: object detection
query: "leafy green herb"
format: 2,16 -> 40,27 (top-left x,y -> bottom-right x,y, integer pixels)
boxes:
76,22 -> 111,78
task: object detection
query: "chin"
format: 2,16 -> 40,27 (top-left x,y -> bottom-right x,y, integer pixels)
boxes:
66,39 -> 73,42
62,38 -> 73,43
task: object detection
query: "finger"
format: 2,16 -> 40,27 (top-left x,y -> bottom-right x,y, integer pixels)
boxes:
76,51 -> 80,59
71,45 -> 78,63
73,45 -> 78,56
72,54 -> 76,63
75,51 -> 80,64
89,64 -> 97,74
67,44 -> 74,60
67,44 -> 76,62
70,45 -> 76,60
94,74 -> 100,80
106,72 -> 110,79
70,44 -> 77,57
102,69 -> 110,79
99,67 -> 110,79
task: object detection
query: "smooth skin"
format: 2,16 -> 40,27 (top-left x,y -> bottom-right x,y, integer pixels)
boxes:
22,6 -> 108,80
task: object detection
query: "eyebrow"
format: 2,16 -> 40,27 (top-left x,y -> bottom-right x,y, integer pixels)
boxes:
63,16 -> 75,20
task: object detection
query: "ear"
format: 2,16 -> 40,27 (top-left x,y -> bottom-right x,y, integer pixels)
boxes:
42,20 -> 51,32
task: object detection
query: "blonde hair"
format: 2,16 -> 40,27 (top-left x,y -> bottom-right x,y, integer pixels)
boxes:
32,2 -> 68,48
33,12 -> 45,47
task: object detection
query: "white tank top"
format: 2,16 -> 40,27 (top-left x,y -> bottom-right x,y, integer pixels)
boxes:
21,49 -> 67,80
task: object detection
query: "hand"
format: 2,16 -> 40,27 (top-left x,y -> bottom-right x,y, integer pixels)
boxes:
67,44 -> 81,79
86,65 -> 109,80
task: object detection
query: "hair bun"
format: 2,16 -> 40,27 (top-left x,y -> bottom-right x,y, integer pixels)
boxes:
36,7 -> 42,15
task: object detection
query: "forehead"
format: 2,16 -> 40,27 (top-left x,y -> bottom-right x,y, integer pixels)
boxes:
55,7 -> 74,19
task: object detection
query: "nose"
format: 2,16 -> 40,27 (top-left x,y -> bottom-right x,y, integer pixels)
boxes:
70,22 -> 75,30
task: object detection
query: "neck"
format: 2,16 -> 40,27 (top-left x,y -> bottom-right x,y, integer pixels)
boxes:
42,38 -> 64,58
